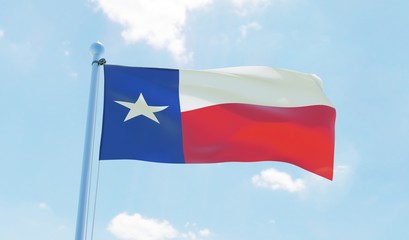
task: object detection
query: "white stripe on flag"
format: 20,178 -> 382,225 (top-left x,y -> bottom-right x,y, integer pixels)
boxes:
179,66 -> 333,112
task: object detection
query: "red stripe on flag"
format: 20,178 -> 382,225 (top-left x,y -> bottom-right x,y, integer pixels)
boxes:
181,104 -> 336,180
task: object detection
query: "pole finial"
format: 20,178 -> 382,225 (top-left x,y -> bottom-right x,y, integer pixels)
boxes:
90,41 -> 104,61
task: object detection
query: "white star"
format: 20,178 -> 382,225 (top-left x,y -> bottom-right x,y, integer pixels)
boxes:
115,93 -> 168,123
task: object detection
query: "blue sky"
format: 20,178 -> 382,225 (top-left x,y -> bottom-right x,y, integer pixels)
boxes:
1,0 -> 408,239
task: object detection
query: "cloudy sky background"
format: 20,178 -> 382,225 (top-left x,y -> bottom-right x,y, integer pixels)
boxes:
0,0 -> 408,239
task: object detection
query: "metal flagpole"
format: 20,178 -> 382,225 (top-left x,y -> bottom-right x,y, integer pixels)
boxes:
75,42 -> 105,240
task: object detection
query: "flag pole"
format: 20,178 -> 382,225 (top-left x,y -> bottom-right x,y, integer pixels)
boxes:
75,41 -> 105,240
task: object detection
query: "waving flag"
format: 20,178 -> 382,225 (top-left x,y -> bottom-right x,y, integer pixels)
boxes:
100,65 -> 336,179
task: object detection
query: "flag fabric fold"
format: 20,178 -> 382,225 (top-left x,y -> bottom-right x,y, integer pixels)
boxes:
100,65 -> 336,180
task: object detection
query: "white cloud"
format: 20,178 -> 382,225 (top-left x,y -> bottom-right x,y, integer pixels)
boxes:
232,0 -> 271,8
198,229 -> 211,237
334,165 -> 351,175
231,0 -> 272,15
108,213 -> 212,240
37,202 -> 49,209
94,0 -> 213,63
0,29 -> 4,39
184,222 -> 197,228
239,21 -> 262,38
108,213 -> 178,240
179,229 -> 211,240
252,168 -> 305,192
180,231 -> 196,239
231,0 -> 287,15
61,41 -> 71,56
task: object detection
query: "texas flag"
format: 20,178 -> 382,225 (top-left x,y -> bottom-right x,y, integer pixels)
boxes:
100,65 -> 336,180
